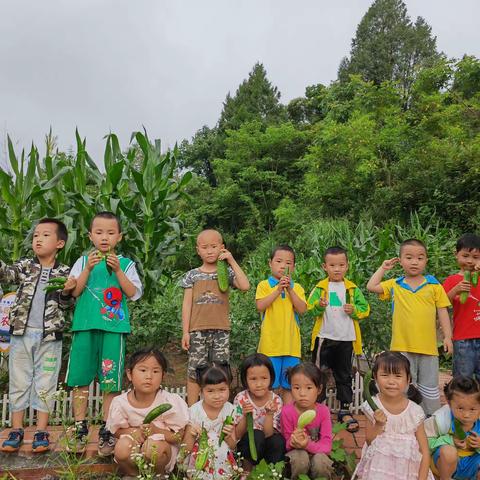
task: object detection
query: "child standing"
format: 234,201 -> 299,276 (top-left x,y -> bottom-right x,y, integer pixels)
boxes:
183,364 -> 237,479
425,376 -> 480,480
355,351 -> 433,480
256,245 -> 307,403
281,362 -> 333,480
233,353 -> 285,467
0,219 -> 75,453
181,229 -> 249,406
443,233 -> 480,378
367,238 -> 452,415
66,211 -> 143,454
106,348 -> 189,477
308,246 -> 370,432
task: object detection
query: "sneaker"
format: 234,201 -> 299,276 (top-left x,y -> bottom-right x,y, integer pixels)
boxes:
98,424 -> 116,457
1,428 -> 24,453
32,430 -> 50,453
66,420 -> 89,453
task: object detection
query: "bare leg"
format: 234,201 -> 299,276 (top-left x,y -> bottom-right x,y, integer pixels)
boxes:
187,378 -> 200,407
11,410 -> 25,430
102,391 -> 119,421
437,445 -> 458,480
72,386 -> 89,421
142,439 -> 172,474
36,411 -> 49,430
114,436 -> 138,476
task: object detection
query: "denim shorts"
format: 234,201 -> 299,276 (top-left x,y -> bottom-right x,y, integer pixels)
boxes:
453,338 -> 480,378
9,326 -> 62,412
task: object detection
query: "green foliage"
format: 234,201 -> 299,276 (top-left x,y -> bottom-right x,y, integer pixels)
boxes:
247,459 -> 284,480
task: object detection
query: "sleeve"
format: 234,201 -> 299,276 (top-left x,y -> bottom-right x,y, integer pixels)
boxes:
124,262 -> 143,301
255,281 -> 271,300
443,275 -> 460,294
307,286 -> 325,309
351,287 -> 370,321
180,270 -> 194,289
293,283 -> 306,304
58,266 -> 75,311
106,398 -> 130,434
306,406 -> 332,455
273,394 -> 283,431
360,400 -> 375,423
69,257 -> 84,278
379,279 -> 395,301
434,284 -> 451,308
280,404 -> 296,451
0,260 -> 23,285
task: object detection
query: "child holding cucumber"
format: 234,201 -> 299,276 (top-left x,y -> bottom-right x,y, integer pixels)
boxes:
183,364 -> 237,479
180,229 -> 249,406
106,347 -> 189,477
443,233 -> 480,378
0,218 -> 76,453
280,362 -> 333,480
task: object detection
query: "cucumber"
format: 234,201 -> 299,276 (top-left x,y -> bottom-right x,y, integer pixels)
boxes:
297,409 -> 316,429
143,403 -> 172,424
453,418 -> 467,440
472,271 -> 478,288
246,411 -> 257,461
217,259 -> 229,292
363,370 -> 379,411
195,426 -> 209,470
460,271 -> 471,304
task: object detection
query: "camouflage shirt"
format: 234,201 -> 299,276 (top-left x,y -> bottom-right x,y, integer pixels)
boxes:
0,257 -> 74,342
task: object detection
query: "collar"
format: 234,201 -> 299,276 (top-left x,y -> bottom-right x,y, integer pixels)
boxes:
315,277 -> 357,290
268,276 -> 294,289
395,274 -> 439,293
33,256 -> 60,269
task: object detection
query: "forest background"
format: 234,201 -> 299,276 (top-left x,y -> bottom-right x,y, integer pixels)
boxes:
1,0 -> 479,386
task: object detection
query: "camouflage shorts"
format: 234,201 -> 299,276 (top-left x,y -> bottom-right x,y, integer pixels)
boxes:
188,329 -> 230,380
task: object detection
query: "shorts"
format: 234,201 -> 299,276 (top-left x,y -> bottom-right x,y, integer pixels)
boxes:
188,329 -> 229,380
9,326 -> 62,412
433,446 -> 480,479
270,355 -> 300,389
66,330 -> 126,392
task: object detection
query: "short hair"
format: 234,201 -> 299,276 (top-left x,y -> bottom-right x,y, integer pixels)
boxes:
196,229 -> 223,244
456,233 -> 480,253
90,211 -> 122,232
197,363 -> 232,387
324,246 -> 348,261
37,218 -> 68,244
240,353 -> 275,390
286,362 -> 326,391
126,347 -> 168,373
399,238 -> 427,255
270,244 -> 296,263
444,376 -> 480,403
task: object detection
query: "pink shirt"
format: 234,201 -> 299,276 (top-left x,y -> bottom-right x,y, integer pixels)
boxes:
280,402 -> 332,454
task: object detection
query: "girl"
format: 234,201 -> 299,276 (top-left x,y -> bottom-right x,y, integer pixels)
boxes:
280,362 -> 333,480
106,347 -> 189,477
425,376 -> 480,480
355,351 -> 433,480
233,353 -> 286,466
183,364 -> 237,479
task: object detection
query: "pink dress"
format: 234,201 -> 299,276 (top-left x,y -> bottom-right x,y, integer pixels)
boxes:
355,396 -> 434,480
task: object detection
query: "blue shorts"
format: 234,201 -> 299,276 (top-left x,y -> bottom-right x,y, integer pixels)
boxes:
269,356 -> 300,389
433,446 -> 480,479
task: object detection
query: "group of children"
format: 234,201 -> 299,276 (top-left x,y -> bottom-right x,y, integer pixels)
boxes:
1,215 -> 480,479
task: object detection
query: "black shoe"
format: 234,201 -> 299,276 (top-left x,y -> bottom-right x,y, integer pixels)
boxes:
98,424 -> 116,457
66,420 -> 89,453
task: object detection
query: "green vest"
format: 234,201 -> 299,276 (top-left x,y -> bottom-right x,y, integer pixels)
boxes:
71,255 -> 134,333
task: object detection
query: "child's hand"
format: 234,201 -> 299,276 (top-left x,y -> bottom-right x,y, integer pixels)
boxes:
443,336 -> 453,355
132,427 -> 146,444
181,332 -> 190,351
189,423 -> 202,440
453,436 -> 467,449
343,304 -> 354,315
279,275 -> 290,289
106,253 -> 121,273
381,258 -> 399,270
218,248 -> 233,265
241,400 -> 254,415
467,431 -> 480,449
291,429 -> 308,449
62,277 -> 77,293
264,400 -> 278,416
86,250 -> 102,271
319,298 -> 328,307
221,423 -> 235,440
454,279 -> 471,297
373,409 -> 387,427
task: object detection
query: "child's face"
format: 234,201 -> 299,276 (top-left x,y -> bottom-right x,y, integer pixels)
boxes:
246,365 -> 271,399
126,355 -> 163,395
399,244 -> 427,277
32,222 -> 65,258
290,372 -> 321,410
322,253 -> 348,282
89,217 -> 122,253
269,250 -> 295,280
456,248 -> 480,272
449,392 -> 480,428
202,382 -> 230,409
374,367 -> 409,399
196,231 -> 224,265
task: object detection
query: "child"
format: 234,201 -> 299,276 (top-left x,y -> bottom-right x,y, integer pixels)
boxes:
367,238 -> 453,415
0,218 -> 76,453
355,351 -> 433,480
106,347 -> 189,476
183,364 -> 237,479
425,376 -> 480,480
233,353 -> 285,467
280,362 -> 333,480
256,245 -> 307,403
308,246 -> 370,433
181,229 -> 249,406
66,211 -> 143,454
443,233 -> 480,378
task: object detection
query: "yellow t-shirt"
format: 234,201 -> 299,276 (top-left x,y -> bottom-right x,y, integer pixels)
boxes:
380,276 -> 451,356
256,277 -> 306,357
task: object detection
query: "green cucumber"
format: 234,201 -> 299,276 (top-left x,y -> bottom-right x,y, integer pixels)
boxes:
472,271 -> 478,288
217,259 -> 229,293
246,411 -> 257,461
363,370 -> 379,411
460,271 -> 471,304
143,403 -> 172,424
195,426 -> 209,470
218,412 -> 234,445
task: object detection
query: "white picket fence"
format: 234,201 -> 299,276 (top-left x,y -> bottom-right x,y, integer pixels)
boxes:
0,371 -> 363,427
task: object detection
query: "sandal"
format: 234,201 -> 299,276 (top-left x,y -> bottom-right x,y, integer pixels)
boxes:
338,410 -> 360,433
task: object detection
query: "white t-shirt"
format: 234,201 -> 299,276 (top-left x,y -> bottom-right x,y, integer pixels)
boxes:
319,281 -> 356,341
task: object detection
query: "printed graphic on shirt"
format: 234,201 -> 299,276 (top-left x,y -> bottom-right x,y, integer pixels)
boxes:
195,290 -> 225,305
329,292 -> 343,307
100,287 -> 125,321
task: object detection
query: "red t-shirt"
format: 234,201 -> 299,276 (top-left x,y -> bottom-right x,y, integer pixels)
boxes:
443,273 -> 480,341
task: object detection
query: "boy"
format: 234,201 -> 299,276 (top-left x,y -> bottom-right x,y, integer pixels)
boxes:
0,218 -> 76,453
443,233 -> 480,378
307,246 -> 370,433
181,229 -> 249,406
66,211 -> 143,455
367,238 -> 453,415
256,245 -> 307,403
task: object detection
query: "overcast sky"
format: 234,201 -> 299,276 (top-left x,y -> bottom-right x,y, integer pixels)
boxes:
1,0 -> 479,166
